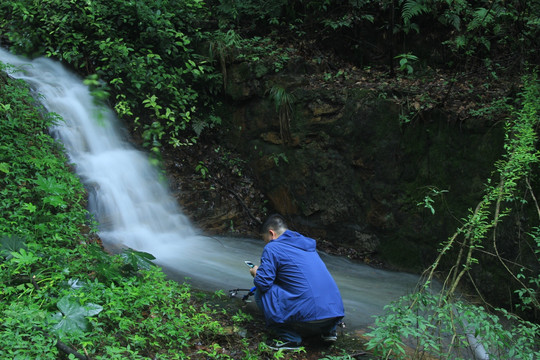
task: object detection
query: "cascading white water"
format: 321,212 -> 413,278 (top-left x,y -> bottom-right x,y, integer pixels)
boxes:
0,48 -> 422,330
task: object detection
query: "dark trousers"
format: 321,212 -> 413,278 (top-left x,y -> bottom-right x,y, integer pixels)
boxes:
254,290 -> 341,343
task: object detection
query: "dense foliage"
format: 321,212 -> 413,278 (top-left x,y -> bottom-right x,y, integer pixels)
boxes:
1,1 -> 538,155
0,69 -> 261,359
212,0 -> 540,73
0,0 -> 223,159
1,1 -> 539,359
365,74 -> 540,359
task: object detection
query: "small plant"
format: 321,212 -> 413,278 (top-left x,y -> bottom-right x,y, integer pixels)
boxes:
196,161 -> 209,179
323,70 -> 350,81
270,152 -> 289,166
268,85 -> 295,144
0,235 -> 28,260
394,53 -> 418,75
197,343 -> 231,359
214,146 -> 246,177
213,289 -> 226,298
51,295 -> 103,337
231,310 -> 253,325
417,187 -> 449,215
119,249 -> 156,275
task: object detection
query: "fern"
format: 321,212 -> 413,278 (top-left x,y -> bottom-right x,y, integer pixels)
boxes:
468,7 -> 493,31
268,85 -> 295,144
400,0 -> 429,25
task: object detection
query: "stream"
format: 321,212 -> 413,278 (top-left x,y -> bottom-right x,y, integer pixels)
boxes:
0,48 -> 422,331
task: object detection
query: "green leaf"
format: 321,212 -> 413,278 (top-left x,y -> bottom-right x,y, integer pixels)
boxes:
35,174 -> 66,195
10,248 -> 39,266
43,195 -> 67,208
52,296 -> 103,336
121,249 -> 156,271
22,202 -> 37,213
192,118 -> 206,136
0,235 -> 27,260
0,162 -> 9,174
455,35 -> 467,49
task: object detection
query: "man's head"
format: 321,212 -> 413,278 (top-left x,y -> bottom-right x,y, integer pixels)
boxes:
260,214 -> 288,243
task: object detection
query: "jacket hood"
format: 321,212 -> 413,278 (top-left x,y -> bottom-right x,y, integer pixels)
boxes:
273,230 -> 316,252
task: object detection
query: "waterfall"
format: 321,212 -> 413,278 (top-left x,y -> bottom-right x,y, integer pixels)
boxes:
0,48 -> 422,329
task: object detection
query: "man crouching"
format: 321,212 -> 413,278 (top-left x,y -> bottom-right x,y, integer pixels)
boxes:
249,214 -> 345,351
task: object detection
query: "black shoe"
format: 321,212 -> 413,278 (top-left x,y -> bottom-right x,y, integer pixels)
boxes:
321,331 -> 338,342
267,339 -> 302,351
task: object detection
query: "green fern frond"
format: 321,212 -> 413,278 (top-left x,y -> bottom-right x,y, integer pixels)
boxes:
400,0 -> 428,24
468,7 -> 495,31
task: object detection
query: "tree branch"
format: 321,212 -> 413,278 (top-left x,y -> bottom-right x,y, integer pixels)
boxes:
55,339 -> 92,360
37,327 -> 92,360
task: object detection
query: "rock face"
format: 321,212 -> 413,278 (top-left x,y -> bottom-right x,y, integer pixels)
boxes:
220,59 -> 505,272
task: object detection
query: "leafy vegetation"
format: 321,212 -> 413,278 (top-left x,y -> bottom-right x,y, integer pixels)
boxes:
365,74 -> 540,359
1,0 -> 537,157
0,59 -> 371,360
0,0 -> 221,159
0,69 -> 260,359
268,85 -> 295,144
1,1 -> 539,359
0,0 -> 540,159
212,0 -> 539,73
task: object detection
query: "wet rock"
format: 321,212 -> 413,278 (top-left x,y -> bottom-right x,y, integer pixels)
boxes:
354,232 -> 380,253
218,57 -> 506,274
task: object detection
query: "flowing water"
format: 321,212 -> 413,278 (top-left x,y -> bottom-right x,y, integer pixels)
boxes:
0,48 -> 422,330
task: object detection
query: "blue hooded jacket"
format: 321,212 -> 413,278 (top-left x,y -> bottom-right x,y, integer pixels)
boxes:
253,230 -> 345,324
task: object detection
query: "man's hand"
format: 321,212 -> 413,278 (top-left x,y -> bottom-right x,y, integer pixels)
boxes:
249,265 -> 258,277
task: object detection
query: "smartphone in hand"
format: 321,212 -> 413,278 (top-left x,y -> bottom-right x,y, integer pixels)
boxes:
244,261 -> 255,268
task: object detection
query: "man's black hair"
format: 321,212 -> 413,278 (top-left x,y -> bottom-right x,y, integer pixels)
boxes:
260,214 -> 288,234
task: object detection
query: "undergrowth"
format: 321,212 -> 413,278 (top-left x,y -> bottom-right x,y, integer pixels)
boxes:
0,57 -> 364,360
0,64 -> 255,359
365,74 -> 540,359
